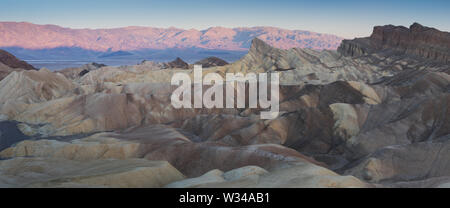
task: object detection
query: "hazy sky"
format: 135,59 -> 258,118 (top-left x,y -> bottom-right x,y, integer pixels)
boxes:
1,0 -> 449,38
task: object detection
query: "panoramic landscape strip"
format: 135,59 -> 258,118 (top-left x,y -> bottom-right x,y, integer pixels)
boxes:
0,2 -> 449,203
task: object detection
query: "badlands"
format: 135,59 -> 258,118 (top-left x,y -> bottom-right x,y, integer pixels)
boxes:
0,23 -> 449,188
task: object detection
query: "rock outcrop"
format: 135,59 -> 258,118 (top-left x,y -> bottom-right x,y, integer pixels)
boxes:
0,68 -> 75,105
194,57 -> 229,68
163,57 -> 189,69
339,23 -> 450,63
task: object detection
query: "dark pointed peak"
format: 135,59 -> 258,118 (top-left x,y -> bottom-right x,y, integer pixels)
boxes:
194,56 -> 229,68
165,57 -> 189,69
250,38 -> 271,49
249,38 -> 276,55
173,57 -> 185,62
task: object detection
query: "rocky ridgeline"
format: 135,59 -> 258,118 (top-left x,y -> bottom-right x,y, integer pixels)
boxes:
0,49 -> 36,80
0,49 -> 35,70
339,23 -> 450,63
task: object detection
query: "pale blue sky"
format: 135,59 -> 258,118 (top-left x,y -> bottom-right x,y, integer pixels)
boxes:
0,0 -> 449,38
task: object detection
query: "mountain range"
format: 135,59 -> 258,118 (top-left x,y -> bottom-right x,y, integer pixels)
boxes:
0,22 -> 343,51
0,22 -> 344,69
